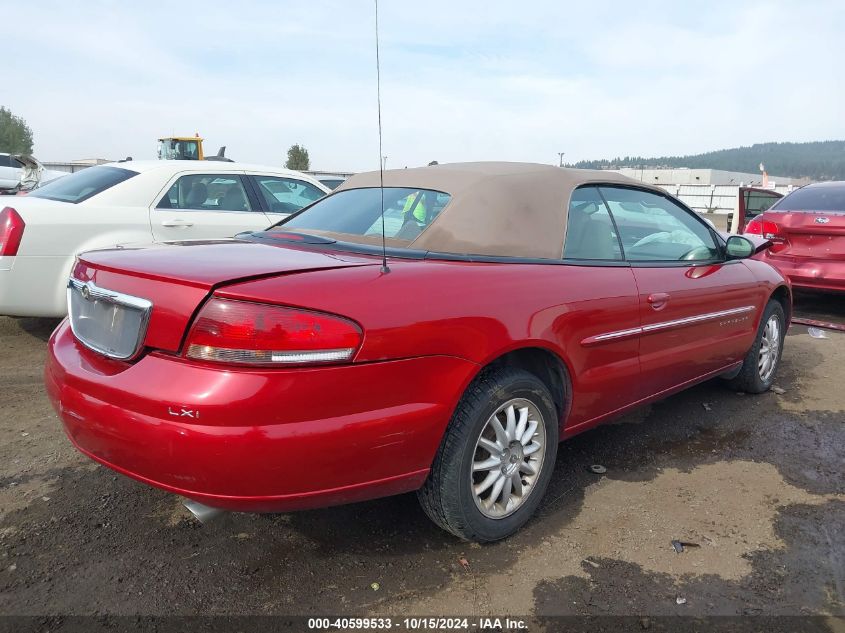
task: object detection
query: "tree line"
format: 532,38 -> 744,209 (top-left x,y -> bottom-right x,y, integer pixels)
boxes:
9,101 -> 838,181
568,140 -> 845,181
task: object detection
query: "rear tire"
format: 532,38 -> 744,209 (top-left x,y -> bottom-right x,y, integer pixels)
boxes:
417,367 -> 559,542
727,300 -> 786,394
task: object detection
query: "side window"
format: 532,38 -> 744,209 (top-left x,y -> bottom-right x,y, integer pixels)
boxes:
599,186 -> 719,262
157,174 -> 253,212
563,186 -> 623,260
0,155 -> 10,168
252,176 -> 326,214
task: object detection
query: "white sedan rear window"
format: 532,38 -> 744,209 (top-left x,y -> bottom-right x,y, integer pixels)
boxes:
28,166 -> 137,204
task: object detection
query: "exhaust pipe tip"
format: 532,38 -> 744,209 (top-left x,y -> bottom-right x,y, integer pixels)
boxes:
183,499 -> 225,524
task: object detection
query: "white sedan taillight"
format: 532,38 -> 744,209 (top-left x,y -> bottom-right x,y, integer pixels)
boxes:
0,207 -> 25,256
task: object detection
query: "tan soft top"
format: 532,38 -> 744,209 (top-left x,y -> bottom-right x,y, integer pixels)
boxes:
335,162 -> 646,259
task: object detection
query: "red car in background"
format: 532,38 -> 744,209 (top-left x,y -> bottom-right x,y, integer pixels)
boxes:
46,163 -> 791,542
746,181 -> 845,292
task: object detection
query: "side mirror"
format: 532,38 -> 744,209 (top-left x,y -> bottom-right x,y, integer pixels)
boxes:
725,235 -> 755,260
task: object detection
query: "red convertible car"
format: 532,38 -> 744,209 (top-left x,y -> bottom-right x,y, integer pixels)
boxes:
46,163 -> 790,541
745,181 -> 845,292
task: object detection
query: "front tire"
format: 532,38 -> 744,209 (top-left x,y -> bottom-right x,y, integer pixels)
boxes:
727,299 -> 786,394
417,367 -> 559,542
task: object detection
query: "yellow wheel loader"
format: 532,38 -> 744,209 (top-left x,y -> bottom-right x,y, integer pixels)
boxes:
157,134 -> 231,161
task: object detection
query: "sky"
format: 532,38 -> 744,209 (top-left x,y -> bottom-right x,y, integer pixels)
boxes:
5,0 -> 845,171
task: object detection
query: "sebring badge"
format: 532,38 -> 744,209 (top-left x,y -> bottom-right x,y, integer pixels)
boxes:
815,216 -> 830,224
80,283 -> 92,300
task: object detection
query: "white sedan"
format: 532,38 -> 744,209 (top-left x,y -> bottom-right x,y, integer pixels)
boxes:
0,160 -> 329,317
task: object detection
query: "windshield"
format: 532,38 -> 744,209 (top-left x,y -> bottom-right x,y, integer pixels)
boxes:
772,185 -> 845,212
28,166 -> 137,204
270,187 -> 452,244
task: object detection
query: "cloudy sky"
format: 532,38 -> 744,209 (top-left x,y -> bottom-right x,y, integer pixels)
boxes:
7,0 -> 844,171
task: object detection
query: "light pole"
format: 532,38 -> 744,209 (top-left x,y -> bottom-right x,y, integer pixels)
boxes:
382,155 -> 388,170
558,152 -> 565,167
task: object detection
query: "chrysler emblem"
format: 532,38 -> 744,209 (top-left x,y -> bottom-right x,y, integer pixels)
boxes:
81,283 -> 92,300
815,217 -> 830,224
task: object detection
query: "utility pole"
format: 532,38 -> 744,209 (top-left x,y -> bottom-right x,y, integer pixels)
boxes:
558,152 -> 565,167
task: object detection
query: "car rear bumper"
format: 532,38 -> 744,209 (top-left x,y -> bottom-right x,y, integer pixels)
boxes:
46,321 -> 478,512
753,252 -> 845,292
0,256 -> 69,317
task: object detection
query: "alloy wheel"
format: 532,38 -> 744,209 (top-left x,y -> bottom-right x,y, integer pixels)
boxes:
758,314 -> 781,383
470,398 -> 546,519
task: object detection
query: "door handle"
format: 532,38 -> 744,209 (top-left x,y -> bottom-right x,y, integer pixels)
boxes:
647,293 -> 670,310
161,219 -> 194,228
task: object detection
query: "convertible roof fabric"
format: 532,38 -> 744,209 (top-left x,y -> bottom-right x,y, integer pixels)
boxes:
337,162 -> 649,259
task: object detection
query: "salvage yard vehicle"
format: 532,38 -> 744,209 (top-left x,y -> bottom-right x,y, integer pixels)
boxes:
0,153 -> 26,190
0,153 -> 65,193
729,186 -> 782,234
45,162 -> 791,542
0,161 -> 329,317
745,181 -> 845,292
157,135 -> 231,162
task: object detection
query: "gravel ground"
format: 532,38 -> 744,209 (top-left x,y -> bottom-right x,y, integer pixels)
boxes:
0,294 -> 842,619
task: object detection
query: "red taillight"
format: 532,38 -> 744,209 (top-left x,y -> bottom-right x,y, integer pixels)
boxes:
743,218 -> 762,235
184,297 -> 363,366
744,218 -> 784,241
0,207 -> 25,256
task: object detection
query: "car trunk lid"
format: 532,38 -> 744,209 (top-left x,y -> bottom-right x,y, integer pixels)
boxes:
70,239 -> 378,354
766,211 -> 845,260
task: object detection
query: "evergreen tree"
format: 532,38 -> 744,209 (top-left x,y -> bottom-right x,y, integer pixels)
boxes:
285,144 -> 310,171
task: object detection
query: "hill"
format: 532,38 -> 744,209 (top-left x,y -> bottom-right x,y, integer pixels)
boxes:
568,140 -> 845,181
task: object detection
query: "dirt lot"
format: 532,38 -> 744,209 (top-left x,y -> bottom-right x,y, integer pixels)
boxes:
0,295 -> 843,620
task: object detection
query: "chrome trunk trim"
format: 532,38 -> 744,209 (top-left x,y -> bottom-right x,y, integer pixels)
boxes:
67,277 -> 153,360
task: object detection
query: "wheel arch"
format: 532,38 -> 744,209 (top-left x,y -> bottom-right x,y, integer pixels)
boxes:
474,345 -> 573,428
770,284 -> 792,325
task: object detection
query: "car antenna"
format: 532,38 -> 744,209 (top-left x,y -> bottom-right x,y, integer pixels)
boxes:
374,0 -> 389,274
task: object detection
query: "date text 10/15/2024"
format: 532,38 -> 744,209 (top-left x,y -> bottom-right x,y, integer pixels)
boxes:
307,617 -> 529,631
